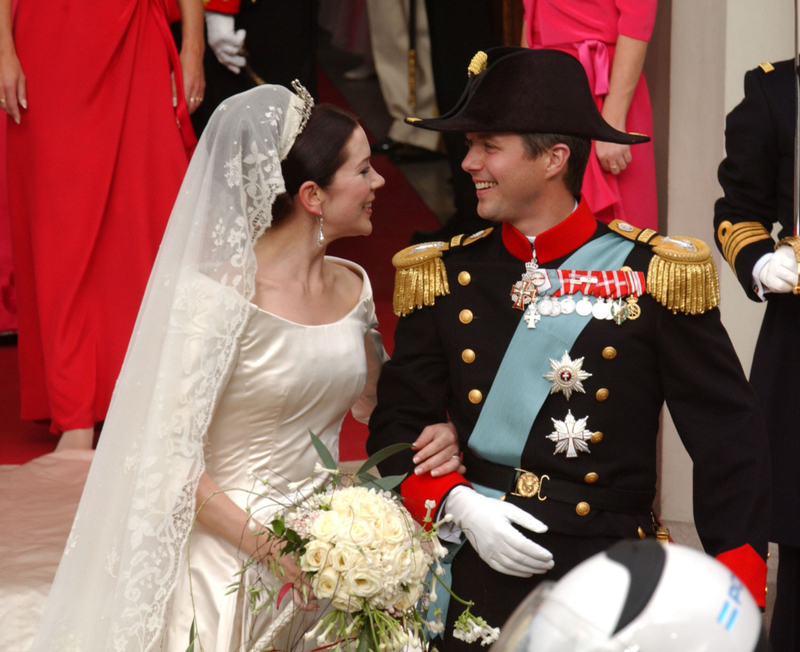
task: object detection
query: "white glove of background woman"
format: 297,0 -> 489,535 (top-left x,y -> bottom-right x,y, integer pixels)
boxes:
444,486 -> 554,577
758,245 -> 799,294
205,12 -> 247,74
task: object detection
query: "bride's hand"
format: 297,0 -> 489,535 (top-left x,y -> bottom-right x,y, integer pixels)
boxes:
276,553 -> 318,611
411,421 -> 466,477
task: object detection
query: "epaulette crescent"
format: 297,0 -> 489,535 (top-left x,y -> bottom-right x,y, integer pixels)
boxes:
609,220 -> 720,315
392,228 -> 493,316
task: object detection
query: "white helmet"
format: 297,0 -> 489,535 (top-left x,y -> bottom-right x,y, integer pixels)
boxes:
490,540 -> 769,652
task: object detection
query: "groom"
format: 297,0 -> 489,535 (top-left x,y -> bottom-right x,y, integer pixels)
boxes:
367,48 -> 770,647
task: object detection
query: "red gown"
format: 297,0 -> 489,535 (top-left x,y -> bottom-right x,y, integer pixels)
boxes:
7,0 -> 195,433
524,0 -> 658,230
0,116 -> 14,333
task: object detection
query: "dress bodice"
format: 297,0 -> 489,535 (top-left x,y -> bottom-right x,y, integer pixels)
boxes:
204,258 -> 385,512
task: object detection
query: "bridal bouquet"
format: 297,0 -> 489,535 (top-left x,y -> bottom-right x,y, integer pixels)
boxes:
228,433 -> 499,651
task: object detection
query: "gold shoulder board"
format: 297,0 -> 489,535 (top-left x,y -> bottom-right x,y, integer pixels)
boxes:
610,220 -> 719,315
759,61 -> 775,73
392,228 -> 493,317
648,236 -> 720,315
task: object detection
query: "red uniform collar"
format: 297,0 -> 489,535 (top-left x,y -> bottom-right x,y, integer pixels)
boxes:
501,196 -> 597,263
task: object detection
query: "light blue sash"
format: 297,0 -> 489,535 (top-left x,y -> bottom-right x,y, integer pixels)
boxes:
467,233 -> 634,471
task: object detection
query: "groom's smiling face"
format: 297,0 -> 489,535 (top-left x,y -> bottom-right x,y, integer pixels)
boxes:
461,132 -> 549,225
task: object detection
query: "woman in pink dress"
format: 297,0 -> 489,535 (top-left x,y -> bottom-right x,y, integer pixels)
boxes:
523,0 -> 658,230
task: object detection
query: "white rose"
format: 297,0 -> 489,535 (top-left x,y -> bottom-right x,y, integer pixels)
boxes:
330,543 -> 361,572
351,490 -> 383,520
381,510 -> 410,546
345,566 -> 383,598
311,510 -> 342,543
393,579 -> 424,612
331,585 -> 361,613
312,567 -> 340,599
340,516 -> 374,548
300,539 -> 332,573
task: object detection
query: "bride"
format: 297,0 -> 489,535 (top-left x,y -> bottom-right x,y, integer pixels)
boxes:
30,83 -> 462,652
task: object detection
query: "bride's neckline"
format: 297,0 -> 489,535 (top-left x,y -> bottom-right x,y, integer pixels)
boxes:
250,256 -> 369,327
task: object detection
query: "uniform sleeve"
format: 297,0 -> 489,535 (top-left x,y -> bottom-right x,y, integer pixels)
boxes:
615,0 -> 657,41
204,0 -> 241,15
351,299 -> 390,424
657,305 -> 770,607
367,306 -> 469,525
714,68 -> 778,301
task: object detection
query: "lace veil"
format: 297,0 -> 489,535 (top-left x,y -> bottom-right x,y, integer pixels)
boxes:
30,84 -> 312,652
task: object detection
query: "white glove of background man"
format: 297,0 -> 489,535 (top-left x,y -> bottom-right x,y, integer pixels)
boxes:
444,486 -> 554,577
205,12 -> 247,74
758,245 -> 799,294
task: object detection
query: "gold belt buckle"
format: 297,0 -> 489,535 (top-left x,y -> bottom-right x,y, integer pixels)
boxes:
512,469 -> 549,500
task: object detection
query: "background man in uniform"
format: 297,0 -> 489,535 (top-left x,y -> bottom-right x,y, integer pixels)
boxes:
368,47 -> 770,650
714,58 -> 800,652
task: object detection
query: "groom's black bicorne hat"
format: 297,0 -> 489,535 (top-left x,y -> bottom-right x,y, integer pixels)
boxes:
405,47 -> 650,145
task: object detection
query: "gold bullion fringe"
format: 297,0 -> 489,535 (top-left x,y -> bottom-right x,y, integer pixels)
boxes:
647,255 -> 720,315
393,257 -> 450,317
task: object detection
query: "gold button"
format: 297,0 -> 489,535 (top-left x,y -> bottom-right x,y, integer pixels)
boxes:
458,271 -> 471,286
469,389 -> 483,404
638,526 -> 646,539
576,502 -> 591,516
584,472 -> 598,484
596,388 -> 609,401
602,346 -> 617,360
459,309 -> 473,324
462,349 -> 476,364
590,431 -> 603,444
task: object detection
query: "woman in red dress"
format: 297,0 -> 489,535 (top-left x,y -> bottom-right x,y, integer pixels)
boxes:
523,0 -> 658,230
0,0 -> 204,449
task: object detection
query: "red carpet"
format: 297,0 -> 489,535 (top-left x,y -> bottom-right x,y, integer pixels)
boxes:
0,72 -> 440,465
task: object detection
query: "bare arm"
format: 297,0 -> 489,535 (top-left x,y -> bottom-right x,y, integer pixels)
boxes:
0,0 -> 25,124
195,472 -> 317,610
595,34 -> 648,175
176,0 -> 205,113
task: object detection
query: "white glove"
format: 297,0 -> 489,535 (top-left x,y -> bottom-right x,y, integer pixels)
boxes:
205,12 -> 247,74
758,245 -> 799,294
444,486 -> 554,577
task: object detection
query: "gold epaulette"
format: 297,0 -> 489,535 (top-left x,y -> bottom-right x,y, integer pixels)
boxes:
716,220 -> 772,273
392,228 -> 493,316
759,61 -> 775,73
609,220 -> 720,315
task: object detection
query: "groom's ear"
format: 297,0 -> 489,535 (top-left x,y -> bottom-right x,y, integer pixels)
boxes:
296,180 -> 324,215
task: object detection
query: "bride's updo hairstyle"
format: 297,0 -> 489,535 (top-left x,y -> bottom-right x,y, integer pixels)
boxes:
272,103 -> 360,223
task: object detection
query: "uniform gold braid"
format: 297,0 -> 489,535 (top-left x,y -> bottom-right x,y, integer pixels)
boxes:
392,229 -> 492,316
717,220 -> 771,273
647,237 -> 719,314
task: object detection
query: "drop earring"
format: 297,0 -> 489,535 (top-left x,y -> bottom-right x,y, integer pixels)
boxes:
316,209 -> 325,248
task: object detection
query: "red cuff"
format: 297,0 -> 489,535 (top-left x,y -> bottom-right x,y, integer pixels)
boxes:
716,544 -> 767,609
204,0 -> 240,15
400,472 -> 470,529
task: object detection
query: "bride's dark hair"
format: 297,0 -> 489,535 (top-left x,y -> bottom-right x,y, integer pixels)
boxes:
272,103 -> 360,223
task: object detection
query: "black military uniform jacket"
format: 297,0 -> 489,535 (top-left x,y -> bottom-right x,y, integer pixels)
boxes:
370,199 -> 770,606
714,59 -> 799,546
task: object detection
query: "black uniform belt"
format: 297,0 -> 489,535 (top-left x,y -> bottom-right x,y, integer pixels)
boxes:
462,449 -> 655,515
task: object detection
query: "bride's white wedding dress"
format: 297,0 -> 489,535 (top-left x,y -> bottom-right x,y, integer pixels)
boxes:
164,258 -> 385,652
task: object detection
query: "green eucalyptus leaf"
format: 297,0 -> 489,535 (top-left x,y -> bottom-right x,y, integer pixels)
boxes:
361,473 -> 407,492
309,431 -> 337,471
356,443 -> 412,476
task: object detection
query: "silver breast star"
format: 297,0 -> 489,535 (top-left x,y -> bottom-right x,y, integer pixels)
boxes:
547,410 -> 593,458
543,351 -> 592,400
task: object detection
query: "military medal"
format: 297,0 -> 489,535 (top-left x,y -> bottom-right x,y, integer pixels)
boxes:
524,301 -> 541,329
544,351 -> 592,400
626,296 -> 641,320
592,297 -> 610,320
550,300 -> 562,316
547,410 -> 593,458
511,254 -> 552,310
538,297 -> 554,316
611,298 -> 628,325
576,295 -> 593,316
560,296 -> 575,314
